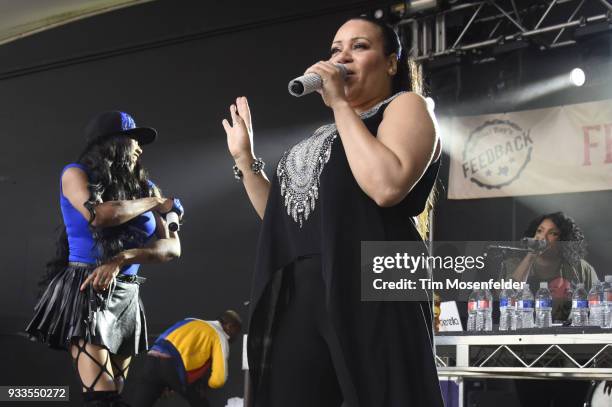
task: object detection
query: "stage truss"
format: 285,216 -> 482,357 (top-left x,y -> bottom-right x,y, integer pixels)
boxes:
435,331 -> 612,379
393,0 -> 612,63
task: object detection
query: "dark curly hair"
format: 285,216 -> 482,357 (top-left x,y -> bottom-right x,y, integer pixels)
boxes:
523,212 -> 587,268
41,135 -> 159,291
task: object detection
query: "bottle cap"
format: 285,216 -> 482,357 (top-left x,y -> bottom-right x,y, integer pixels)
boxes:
540,282 -> 547,288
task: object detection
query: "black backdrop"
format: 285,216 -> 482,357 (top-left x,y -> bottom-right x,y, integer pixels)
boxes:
1,1 -> 610,406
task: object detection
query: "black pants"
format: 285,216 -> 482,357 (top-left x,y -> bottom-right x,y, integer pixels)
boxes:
129,354 -> 210,407
260,255 -> 344,407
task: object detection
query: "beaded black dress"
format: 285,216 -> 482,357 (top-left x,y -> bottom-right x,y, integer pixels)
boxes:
248,92 -> 444,407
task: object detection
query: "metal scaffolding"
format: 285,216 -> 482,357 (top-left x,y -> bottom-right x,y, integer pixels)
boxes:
436,332 -> 612,377
393,0 -> 612,63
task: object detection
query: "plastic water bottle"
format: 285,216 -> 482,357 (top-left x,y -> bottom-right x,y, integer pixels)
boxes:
499,288 -> 515,331
513,286 -> 524,330
571,283 -> 589,327
588,281 -> 604,327
475,290 -> 486,331
467,290 -> 478,331
602,276 -> 612,328
510,291 -> 520,331
518,284 -> 534,329
535,282 -> 552,328
480,289 -> 493,331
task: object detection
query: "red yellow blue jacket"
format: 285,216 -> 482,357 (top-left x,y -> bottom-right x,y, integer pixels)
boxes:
150,318 -> 230,387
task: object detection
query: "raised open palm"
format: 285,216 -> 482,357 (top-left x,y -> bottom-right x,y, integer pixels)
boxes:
222,96 -> 254,161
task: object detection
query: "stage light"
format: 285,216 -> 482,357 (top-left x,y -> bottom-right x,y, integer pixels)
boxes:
373,9 -> 385,19
570,68 -> 585,87
390,0 -> 439,17
408,0 -> 439,14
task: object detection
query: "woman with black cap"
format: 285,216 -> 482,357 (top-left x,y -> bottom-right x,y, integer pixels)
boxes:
26,111 -> 183,407
222,17 -> 443,407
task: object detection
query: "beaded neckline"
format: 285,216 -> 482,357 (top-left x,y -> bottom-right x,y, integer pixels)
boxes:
277,92 -> 405,227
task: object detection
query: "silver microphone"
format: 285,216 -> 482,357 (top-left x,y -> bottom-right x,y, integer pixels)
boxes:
288,64 -> 348,97
166,211 -> 180,232
487,239 -> 548,254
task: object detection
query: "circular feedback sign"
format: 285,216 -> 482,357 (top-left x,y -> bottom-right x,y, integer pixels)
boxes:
461,119 -> 533,189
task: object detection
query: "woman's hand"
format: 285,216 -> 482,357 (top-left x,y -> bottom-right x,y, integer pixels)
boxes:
156,197 -> 175,214
80,259 -> 123,292
305,61 -> 348,108
221,96 -> 271,219
222,96 -> 255,162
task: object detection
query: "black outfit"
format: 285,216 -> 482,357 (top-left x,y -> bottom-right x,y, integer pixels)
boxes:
26,262 -> 147,355
25,162 -> 152,355
248,93 -> 444,406
129,354 -> 210,407
266,255 -> 343,407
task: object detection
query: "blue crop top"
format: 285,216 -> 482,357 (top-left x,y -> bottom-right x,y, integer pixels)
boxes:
60,163 -> 157,275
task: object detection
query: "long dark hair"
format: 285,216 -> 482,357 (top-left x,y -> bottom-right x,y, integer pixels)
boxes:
349,16 -> 423,95
523,211 -> 587,268
41,135 -> 158,290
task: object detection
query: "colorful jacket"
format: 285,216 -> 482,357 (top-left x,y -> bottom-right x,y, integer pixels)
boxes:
151,318 -> 230,387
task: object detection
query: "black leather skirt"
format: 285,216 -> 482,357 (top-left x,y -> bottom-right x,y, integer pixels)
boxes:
25,262 -> 148,356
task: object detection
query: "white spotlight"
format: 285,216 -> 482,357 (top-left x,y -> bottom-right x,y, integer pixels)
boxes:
373,9 -> 384,19
570,68 -> 585,87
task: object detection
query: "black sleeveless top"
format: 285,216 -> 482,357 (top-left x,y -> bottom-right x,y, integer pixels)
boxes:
263,92 -> 439,260
248,92 -> 444,407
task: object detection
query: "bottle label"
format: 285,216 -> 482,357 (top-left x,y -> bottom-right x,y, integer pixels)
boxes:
589,299 -> 601,306
500,298 -> 509,308
520,300 -> 534,309
573,300 -> 588,309
536,299 -> 551,308
477,300 -> 490,309
468,301 -> 477,311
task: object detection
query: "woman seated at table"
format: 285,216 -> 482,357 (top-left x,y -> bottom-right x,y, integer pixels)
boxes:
504,211 -> 598,322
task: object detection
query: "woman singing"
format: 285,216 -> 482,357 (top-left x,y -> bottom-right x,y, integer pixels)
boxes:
506,211 -> 598,322
508,213 -> 599,407
222,17 -> 443,406
26,111 -> 182,407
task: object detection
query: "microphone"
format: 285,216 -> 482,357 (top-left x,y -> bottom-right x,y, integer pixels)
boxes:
288,64 -> 348,97
487,239 -> 548,254
521,237 -> 548,251
166,211 -> 180,232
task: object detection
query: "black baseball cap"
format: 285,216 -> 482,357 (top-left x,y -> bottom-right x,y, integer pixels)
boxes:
85,111 -> 157,145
